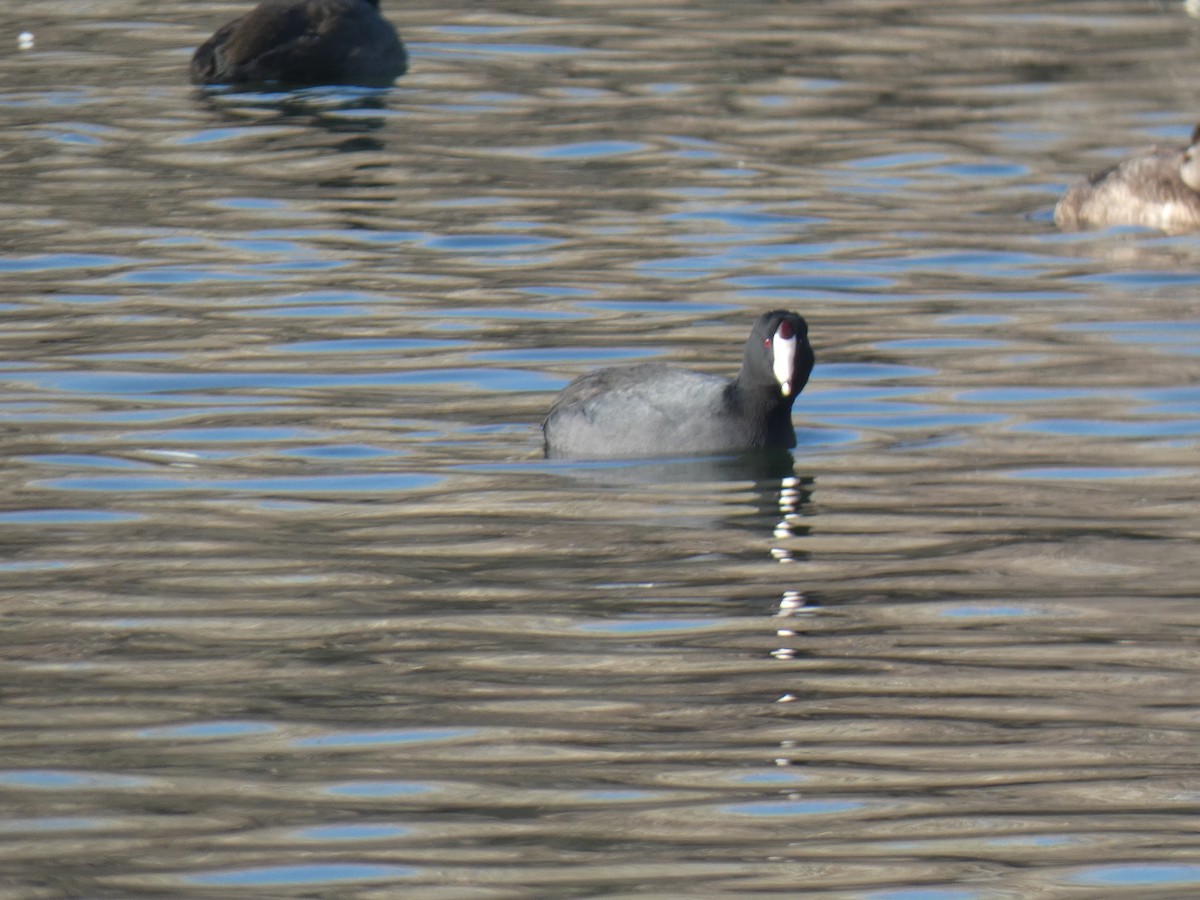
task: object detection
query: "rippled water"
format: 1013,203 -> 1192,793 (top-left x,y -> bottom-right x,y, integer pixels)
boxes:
2,0 -> 1200,896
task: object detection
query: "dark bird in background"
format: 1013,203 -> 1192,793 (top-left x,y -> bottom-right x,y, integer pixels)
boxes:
190,0 -> 408,87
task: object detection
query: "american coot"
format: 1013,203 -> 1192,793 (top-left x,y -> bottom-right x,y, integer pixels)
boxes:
543,310 -> 815,460
1055,124 -> 1200,232
190,0 -> 408,87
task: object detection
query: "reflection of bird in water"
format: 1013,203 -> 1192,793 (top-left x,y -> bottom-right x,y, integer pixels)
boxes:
763,472 -> 820,768
1055,124 -> 1200,232
770,474 -> 816,664
544,311 -> 815,460
768,474 -> 816,771
190,0 -> 408,88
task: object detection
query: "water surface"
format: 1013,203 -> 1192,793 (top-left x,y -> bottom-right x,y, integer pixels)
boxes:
1,0 -> 1199,896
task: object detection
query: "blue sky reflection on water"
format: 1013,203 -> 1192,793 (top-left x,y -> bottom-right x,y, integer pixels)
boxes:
185,863 -> 420,887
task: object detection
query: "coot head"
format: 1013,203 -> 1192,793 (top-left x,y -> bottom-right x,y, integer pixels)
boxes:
742,309 -> 814,402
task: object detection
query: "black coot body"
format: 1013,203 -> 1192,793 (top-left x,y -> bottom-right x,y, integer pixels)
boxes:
190,0 -> 408,87
543,310 -> 815,460
1055,123 -> 1200,232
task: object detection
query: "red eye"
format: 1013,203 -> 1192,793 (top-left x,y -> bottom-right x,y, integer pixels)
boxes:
763,337 -> 771,348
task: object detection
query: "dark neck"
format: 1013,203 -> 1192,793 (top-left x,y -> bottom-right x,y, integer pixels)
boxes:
725,380 -> 796,448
